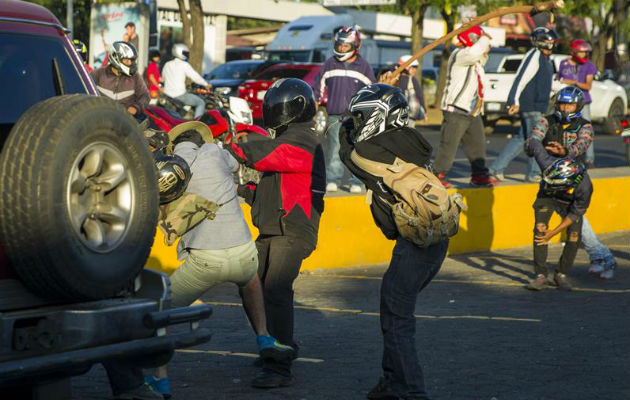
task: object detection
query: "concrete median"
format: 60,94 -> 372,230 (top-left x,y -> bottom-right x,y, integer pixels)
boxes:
145,176 -> 630,275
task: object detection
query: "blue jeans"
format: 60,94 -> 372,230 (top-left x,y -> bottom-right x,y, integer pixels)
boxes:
176,92 -> 206,118
380,237 -> 449,399
489,111 -> 542,178
581,216 -> 614,264
325,115 -> 360,186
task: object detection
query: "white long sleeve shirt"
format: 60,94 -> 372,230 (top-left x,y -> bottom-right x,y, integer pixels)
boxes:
440,36 -> 491,116
162,58 -> 208,98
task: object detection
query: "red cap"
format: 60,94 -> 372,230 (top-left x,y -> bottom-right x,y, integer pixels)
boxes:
457,26 -> 483,47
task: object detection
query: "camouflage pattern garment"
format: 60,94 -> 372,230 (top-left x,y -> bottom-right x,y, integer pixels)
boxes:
158,192 -> 221,246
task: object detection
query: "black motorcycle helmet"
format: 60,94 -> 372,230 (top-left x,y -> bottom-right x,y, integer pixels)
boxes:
262,78 -> 317,130
154,151 -> 191,204
554,85 -> 585,123
531,27 -> 558,50
346,83 -> 409,143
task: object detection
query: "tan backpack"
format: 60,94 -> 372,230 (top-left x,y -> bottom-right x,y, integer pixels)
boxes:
350,150 -> 466,247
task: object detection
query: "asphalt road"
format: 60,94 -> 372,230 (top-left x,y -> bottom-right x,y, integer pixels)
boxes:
418,122 -> 629,181
74,231 -> 629,400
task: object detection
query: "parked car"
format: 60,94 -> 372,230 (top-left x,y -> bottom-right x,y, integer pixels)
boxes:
204,59 -> 280,96
237,63 -> 326,132
0,1 -> 211,397
483,53 -> 628,135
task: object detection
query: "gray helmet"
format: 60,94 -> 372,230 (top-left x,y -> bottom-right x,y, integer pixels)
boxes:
109,41 -> 138,76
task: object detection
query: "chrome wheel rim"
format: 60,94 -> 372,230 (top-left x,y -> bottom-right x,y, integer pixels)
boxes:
67,142 -> 134,253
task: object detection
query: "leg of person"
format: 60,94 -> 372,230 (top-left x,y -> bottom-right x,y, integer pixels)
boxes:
529,198 -> 554,290
168,248 -> 229,308
370,238 -> 448,400
175,93 -> 206,119
252,235 -> 314,388
581,216 -> 617,278
230,241 -> 295,360
488,116 -> 527,179
104,361 -> 162,400
521,111 -> 543,180
555,215 -> 583,291
461,115 -> 494,186
582,104 -> 595,167
433,112 -> 470,186
325,115 -> 344,191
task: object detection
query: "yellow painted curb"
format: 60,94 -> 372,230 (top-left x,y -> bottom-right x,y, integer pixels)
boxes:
145,176 -> 630,275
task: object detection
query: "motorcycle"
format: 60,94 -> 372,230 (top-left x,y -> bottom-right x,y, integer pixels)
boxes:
144,88 -> 269,183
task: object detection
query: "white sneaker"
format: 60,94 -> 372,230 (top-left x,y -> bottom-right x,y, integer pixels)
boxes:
526,175 -> 542,183
588,261 -> 606,274
491,172 -> 505,181
326,182 -> 338,192
349,185 -> 362,193
599,260 -> 617,280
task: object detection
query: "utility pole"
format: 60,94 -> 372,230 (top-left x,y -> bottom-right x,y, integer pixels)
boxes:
66,0 -> 73,39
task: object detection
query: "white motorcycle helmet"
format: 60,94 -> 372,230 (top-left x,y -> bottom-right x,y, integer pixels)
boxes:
109,41 -> 137,76
172,43 -> 190,61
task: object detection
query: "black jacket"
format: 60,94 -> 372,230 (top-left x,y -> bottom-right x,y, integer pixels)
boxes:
525,138 -> 593,222
338,124 -> 433,239
227,122 -> 325,247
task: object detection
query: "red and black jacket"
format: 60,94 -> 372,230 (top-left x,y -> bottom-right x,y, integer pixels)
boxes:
228,122 -> 326,247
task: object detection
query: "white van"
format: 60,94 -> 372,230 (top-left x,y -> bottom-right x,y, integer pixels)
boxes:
267,15 -> 410,67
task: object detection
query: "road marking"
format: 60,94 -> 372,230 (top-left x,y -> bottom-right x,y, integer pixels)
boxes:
176,349 -> 324,363
305,274 -> 630,293
199,301 -> 541,323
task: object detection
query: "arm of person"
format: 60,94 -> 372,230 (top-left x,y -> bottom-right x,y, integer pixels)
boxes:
237,182 -> 256,205
570,74 -> 593,91
312,63 -> 325,103
528,116 -> 550,145
452,36 -> 491,66
525,136 -> 556,170
184,63 -> 210,87
226,137 -> 313,173
534,216 -> 574,245
130,73 -> 150,114
507,49 -> 540,109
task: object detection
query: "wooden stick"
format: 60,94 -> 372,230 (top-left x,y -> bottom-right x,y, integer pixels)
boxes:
383,0 -> 565,85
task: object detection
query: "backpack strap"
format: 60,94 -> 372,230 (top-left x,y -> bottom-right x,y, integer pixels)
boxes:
350,149 -> 392,178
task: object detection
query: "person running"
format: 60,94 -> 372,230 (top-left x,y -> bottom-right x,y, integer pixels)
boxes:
433,25 -> 497,188
226,78 -> 326,388
338,83 -> 450,400
489,27 -> 558,182
556,39 -> 598,167
313,25 -> 375,193
530,86 -> 617,279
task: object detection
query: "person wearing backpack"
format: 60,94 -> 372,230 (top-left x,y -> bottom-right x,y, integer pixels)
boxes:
338,83 -> 463,400
144,123 -> 294,397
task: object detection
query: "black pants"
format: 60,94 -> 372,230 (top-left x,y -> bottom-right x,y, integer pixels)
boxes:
256,235 -> 314,374
533,198 -> 583,276
434,111 -> 489,178
103,360 -> 144,395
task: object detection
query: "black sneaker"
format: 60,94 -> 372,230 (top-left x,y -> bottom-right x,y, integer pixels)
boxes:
367,377 -> 399,400
251,369 -> 293,389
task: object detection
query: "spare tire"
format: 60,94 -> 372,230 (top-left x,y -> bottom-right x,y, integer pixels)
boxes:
0,95 -> 158,300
